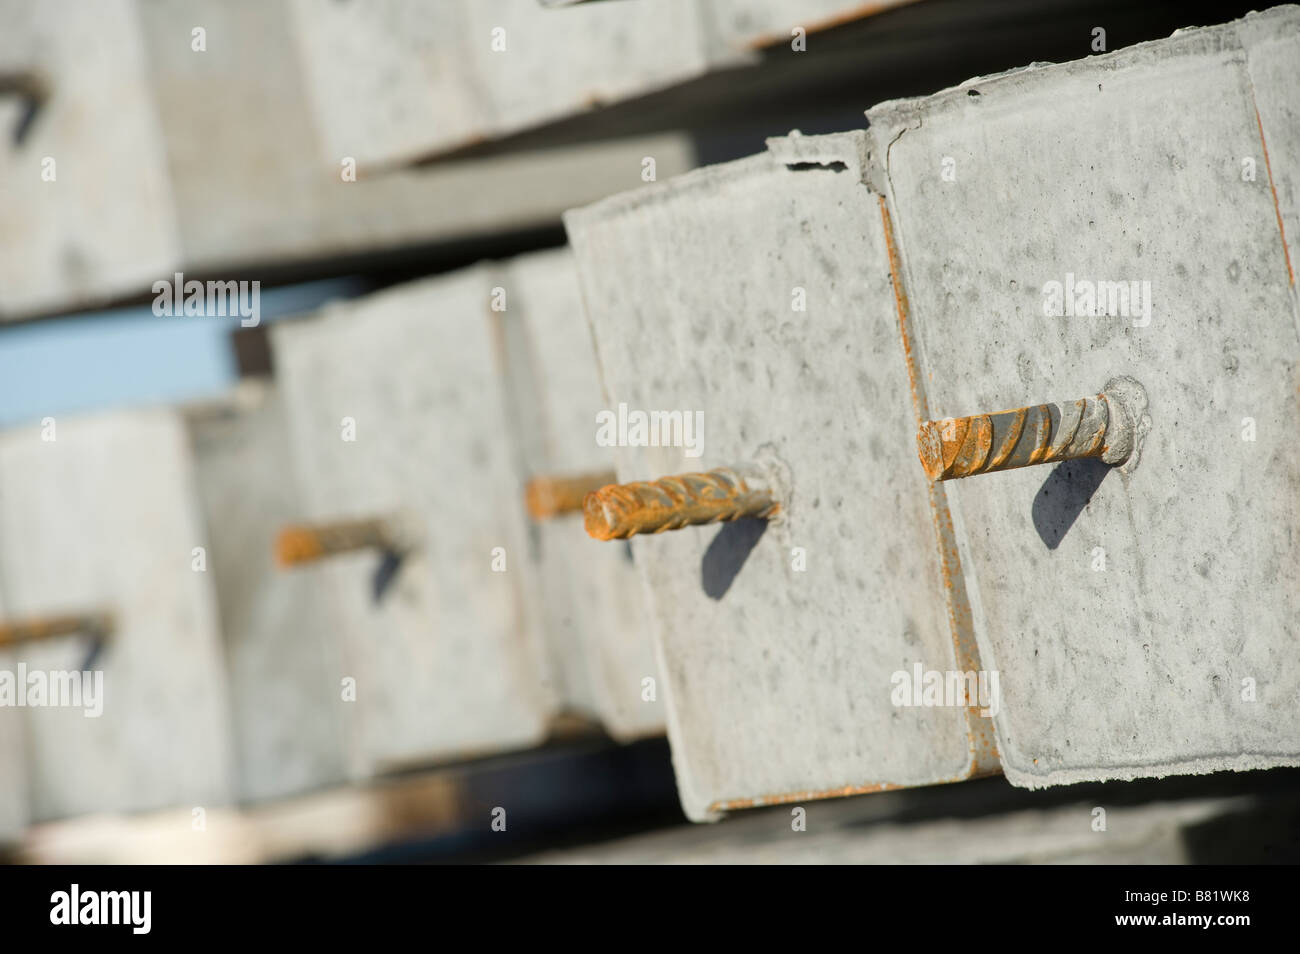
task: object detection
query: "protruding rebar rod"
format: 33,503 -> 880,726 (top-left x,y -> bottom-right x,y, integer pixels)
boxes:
0,611 -> 114,650
583,467 -> 779,541
275,516 -> 403,568
917,388 -> 1137,481
525,470 -> 617,520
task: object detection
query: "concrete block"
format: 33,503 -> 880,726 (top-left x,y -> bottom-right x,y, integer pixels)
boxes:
0,409 -> 234,819
288,0 -> 709,169
704,0 -> 913,55
288,0 -> 909,170
565,132 -> 990,821
0,618 -> 27,841
184,383 -> 350,802
270,270 -> 555,774
0,0 -> 181,317
3,0 -> 699,320
498,248 -> 664,739
864,5 -> 1300,788
523,793 -> 1252,864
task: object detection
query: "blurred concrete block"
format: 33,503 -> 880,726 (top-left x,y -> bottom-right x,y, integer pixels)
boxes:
865,5 -> 1300,788
0,410 -> 234,820
705,0 -> 915,54
499,248 -> 664,739
271,270 -> 556,775
0,0 -> 181,317
289,0 -> 912,170
2,0 -> 700,320
523,793 -> 1255,864
565,132 -> 991,822
0,624 -> 26,841
289,0 -> 711,169
185,382 -> 350,803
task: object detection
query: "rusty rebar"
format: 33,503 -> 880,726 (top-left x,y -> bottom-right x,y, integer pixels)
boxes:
917,389 -> 1136,481
525,470 -> 617,520
0,611 -> 114,650
583,467 -> 779,541
275,516 -> 402,568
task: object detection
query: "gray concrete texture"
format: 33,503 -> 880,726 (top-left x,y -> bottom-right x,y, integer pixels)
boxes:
184,382 -> 351,803
289,0 -> 911,169
566,6 -> 1300,819
565,133 -> 991,822
270,269 -> 557,775
0,409 -> 234,820
1,0 -> 699,319
0,0 -> 181,318
497,248 -> 664,739
864,4 -> 1300,789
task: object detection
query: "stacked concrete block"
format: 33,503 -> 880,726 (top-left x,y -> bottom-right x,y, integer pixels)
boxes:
497,249 -> 664,739
288,0 -> 911,169
565,132 -> 994,821
2,0 -> 699,320
567,6 -> 1300,821
184,382 -> 350,802
863,4 -> 1300,789
0,0 -> 181,317
270,269 -> 556,775
0,409 -> 234,820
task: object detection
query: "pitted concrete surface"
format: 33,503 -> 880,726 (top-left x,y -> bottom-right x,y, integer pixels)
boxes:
865,6 -> 1300,788
500,249 -> 664,739
566,132 -> 978,821
271,269 -> 555,775
186,383 -> 350,802
0,410 -> 233,819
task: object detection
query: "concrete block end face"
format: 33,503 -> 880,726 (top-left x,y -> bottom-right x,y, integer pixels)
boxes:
863,6 -> 1300,789
566,149 -> 979,817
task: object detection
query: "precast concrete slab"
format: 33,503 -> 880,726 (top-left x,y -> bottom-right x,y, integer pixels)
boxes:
565,132 -> 992,821
271,269 -> 555,775
865,5 -> 1300,788
0,409 -> 233,819
185,382 -> 351,802
498,248 -> 664,739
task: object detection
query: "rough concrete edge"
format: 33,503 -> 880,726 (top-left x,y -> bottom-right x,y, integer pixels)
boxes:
1004,752 -> 1300,790
763,129 -> 872,182
862,5 -> 1300,134
565,129 -> 876,236
875,195 -> 998,784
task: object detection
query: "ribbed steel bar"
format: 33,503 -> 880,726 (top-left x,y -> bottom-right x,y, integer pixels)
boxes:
917,391 -> 1134,481
583,467 -> 778,541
